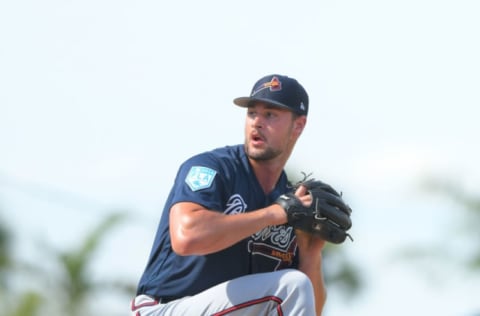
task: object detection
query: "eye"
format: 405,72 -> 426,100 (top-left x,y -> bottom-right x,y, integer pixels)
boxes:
265,111 -> 276,119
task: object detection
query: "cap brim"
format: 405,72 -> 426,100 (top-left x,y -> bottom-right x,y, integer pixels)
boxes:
233,97 -> 293,112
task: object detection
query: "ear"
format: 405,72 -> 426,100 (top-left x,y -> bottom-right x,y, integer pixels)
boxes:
293,115 -> 307,137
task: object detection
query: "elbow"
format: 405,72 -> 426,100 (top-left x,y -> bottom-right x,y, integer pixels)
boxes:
170,228 -> 198,256
171,238 -> 192,256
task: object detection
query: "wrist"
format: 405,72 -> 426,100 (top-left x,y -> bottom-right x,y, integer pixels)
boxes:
268,204 -> 288,225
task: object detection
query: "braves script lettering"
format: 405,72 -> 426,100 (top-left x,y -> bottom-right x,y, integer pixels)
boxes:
251,225 -> 293,248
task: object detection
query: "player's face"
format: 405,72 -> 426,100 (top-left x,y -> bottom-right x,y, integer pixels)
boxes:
244,102 -> 305,161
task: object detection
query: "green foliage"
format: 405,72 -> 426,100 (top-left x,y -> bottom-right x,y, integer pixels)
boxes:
323,244 -> 363,299
421,177 -> 480,214
54,212 -> 128,315
10,292 -> 42,316
0,216 -> 11,286
0,210 -> 133,316
0,213 -> 43,316
421,177 -> 480,272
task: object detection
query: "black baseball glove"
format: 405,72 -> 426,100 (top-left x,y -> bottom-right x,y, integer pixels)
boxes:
276,180 -> 353,244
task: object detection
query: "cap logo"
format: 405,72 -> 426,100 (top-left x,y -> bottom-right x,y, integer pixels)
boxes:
252,76 -> 282,96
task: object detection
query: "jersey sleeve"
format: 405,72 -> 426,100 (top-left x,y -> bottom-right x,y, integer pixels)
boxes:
166,152 -> 228,213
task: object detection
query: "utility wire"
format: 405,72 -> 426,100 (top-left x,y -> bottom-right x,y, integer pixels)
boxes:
0,171 -> 110,213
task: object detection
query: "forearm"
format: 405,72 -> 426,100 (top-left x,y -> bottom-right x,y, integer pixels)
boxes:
299,257 -> 326,316
298,253 -> 327,316
170,202 -> 286,255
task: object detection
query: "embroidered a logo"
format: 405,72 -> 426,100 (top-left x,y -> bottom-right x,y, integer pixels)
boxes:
224,194 -> 247,215
185,166 -> 217,191
252,76 -> 282,96
249,225 -> 297,269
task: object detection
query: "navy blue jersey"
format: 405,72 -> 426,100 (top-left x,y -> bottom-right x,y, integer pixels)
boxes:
136,144 -> 299,299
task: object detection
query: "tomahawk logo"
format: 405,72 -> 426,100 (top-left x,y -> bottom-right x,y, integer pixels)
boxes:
252,76 -> 282,96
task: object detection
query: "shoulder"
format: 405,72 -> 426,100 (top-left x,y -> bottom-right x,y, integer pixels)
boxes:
184,145 -> 244,167
178,145 -> 245,187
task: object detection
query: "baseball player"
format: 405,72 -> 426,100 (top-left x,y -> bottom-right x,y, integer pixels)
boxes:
131,74 -> 352,316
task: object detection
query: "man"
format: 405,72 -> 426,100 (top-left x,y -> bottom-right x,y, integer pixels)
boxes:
132,74 -> 327,315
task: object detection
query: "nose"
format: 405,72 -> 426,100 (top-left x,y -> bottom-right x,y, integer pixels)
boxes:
251,114 -> 263,128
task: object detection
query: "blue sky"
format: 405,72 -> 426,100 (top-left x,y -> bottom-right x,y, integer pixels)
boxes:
1,1 -> 479,315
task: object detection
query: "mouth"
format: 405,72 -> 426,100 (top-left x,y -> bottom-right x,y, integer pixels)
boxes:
251,131 -> 265,146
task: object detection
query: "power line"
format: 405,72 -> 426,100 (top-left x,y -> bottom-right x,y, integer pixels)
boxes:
0,171 -> 110,213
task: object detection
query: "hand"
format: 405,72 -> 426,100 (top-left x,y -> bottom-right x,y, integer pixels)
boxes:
293,184 -> 326,253
295,228 -> 326,254
276,179 -> 353,244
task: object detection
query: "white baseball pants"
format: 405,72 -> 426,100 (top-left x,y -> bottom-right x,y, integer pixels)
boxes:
131,269 -> 316,316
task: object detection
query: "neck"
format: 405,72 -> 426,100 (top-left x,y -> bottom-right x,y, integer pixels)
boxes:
249,158 -> 286,195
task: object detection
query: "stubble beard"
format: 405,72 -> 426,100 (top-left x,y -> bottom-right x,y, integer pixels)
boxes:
244,143 -> 281,161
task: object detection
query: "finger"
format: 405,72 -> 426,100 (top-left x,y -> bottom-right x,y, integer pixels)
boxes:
295,184 -> 308,196
299,194 -> 312,206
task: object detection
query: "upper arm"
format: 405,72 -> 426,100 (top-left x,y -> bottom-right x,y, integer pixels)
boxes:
169,201 -> 204,234
169,201 -> 219,255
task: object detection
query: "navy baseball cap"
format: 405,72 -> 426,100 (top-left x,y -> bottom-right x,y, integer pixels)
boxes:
233,74 -> 309,116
